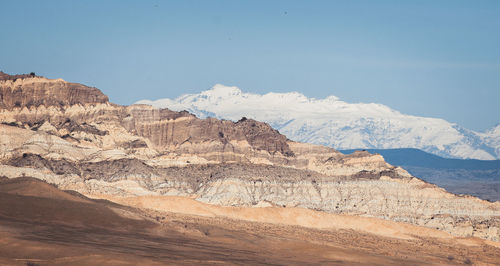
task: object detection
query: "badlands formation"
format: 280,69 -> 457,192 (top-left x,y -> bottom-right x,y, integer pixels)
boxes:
2,176 -> 499,265
0,73 -> 499,263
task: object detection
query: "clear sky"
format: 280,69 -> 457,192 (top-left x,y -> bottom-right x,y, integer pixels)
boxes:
1,0 -> 499,131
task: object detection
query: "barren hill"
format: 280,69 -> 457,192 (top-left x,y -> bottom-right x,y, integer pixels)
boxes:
0,176 -> 499,265
0,72 -> 499,263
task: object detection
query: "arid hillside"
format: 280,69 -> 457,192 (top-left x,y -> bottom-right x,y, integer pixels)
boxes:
0,72 -> 499,264
0,176 -> 499,265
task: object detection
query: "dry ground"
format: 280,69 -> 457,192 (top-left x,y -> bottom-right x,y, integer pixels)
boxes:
0,177 -> 498,265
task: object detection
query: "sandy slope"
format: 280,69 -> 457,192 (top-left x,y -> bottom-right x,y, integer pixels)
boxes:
101,195 -> 500,248
0,177 -> 499,265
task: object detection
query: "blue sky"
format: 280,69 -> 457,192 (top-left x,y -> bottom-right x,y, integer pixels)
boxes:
1,0 -> 499,131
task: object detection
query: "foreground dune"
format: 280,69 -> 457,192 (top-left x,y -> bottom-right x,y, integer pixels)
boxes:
101,195 -> 500,247
1,177 -> 499,265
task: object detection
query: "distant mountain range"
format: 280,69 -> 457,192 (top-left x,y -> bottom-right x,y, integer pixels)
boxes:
341,148 -> 500,202
137,84 -> 500,160
341,148 -> 500,170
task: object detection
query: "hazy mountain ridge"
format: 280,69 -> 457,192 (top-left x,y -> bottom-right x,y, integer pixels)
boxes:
341,148 -> 500,201
341,148 -> 500,170
137,84 -> 500,160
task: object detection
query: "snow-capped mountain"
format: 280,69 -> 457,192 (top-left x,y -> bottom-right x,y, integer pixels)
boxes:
136,84 -> 500,160
482,124 -> 500,159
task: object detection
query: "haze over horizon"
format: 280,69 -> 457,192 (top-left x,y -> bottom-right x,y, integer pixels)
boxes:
1,0 -> 499,131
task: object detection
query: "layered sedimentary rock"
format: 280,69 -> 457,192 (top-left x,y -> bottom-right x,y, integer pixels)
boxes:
0,73 -> 499,241
0,73 -> 108,109
123,105 -> 295,161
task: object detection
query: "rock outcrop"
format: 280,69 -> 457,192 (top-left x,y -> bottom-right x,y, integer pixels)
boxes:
0,73 -> 499,242
123,105 -> 294,160
0,74 -> 108,109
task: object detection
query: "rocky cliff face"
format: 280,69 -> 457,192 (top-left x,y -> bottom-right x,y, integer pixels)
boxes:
123,105 -> 294,160
0,75 -> 108,109
0,73 -> 499,241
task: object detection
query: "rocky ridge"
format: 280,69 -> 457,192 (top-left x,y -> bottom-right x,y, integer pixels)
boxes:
0,73 -> 499,241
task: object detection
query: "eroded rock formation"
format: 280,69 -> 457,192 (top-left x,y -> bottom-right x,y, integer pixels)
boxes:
0,73 -> 499,241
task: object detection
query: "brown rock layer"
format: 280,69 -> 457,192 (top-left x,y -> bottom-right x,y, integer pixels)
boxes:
0,75 -> 108,108
125,105 -> 293,157
0,74 -> 291,159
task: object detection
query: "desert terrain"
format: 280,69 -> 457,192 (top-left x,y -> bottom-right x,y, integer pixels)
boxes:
1,177 -> 499,265
0,73 -> 499,265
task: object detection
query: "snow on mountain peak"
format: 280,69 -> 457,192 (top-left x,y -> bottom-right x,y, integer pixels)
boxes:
325,95 -> 340,102
136,84 -> 499,160
488,124 -> 500,135
204,84 -> 242,97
